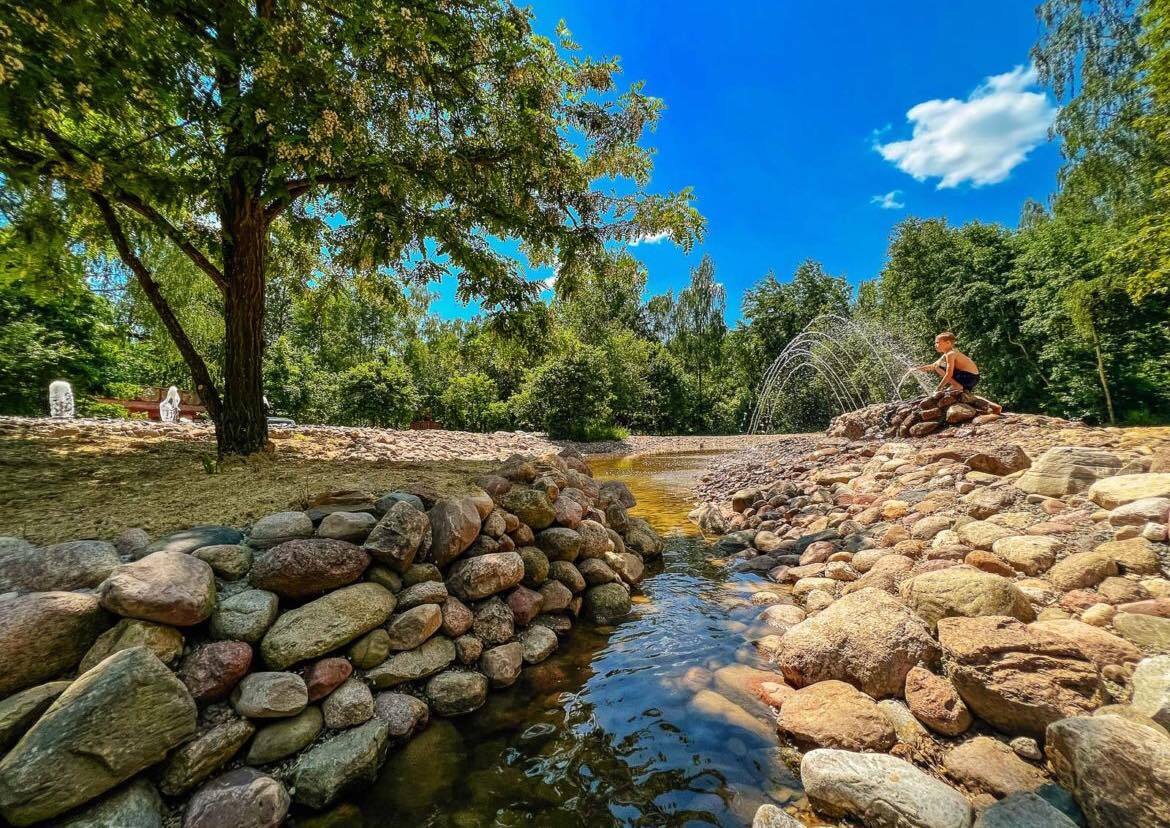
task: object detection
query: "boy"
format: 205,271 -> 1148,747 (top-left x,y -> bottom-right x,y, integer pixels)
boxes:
916,332 -> 1003,414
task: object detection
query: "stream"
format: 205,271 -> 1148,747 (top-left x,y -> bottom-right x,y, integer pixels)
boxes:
346,450 -> 804,827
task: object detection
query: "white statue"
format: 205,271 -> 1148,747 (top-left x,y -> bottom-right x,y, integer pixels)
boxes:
48,380 -> 74,419
159,385 -> 182,423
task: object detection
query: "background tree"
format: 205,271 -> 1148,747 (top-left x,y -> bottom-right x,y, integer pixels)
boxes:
672,255 -> 726,423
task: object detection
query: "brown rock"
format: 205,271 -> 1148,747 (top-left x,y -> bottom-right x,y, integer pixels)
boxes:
777,680 -> 896,751
904,666 -> 972,736
943,736 -> 1048,796
1031,619 -> 1142,668
0,591 -> 111,696
250,539 -> 368,600
180,642 -> 253,703
303,658 -> 353,702
427,498 -> 484,567
98,552 -> 216,626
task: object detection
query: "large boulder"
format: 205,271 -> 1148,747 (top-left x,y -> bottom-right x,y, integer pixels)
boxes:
260,583 -> 394,670
1087,473 -> 1170,510
365,635 -> 456,688
800,749 -> 973,828
1015,446 -> 1123,498
250,539 -> 368,600
56,779 -> 165,828
426,498 -> 482,568
1131,656 -> 1170,728
583,582 -> 632,623
289,720 -> 391,809
0,647 -> 197,826
777,680 -> 896,751
1031,619 -> 1142,668
183,768 -> 289,828
901,567 -> 1034,630
0,591 -> 111,696
1046,714 -> 1170,828
0,681 -> 70,751
0,540 -> 119,593
98,552 -> 216,626
499,488 -> 556,530
445,552 -> 525,601
363,500 -> 430,573
777,588 -> 939,698
938,616 -> 1103,738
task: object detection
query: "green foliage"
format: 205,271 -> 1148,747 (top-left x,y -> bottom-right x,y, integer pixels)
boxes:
75,399 -> 131,419
511,341 -> 613,439
438,372 -> 504,432
335,356 -> 420,429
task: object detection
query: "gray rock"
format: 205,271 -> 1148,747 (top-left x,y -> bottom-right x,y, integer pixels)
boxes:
396,580 -> 448,609
426,497 -> 482,568
210,589 -> 278,643
0,647 -> 197,826
348,628 -> 391,669
322,679 -> 375,729
0,539 -> 119,593
800,748 -> 973,828
974,792 -> 1077,828
373,692 -> 429,738
250,538 -> 369,600
578,557 -> 620,586
113,528 -> 151,559
375,491 -> 425,515
56,779 -> 164,828
159,718 -> 255,795
480,641 -> 523,688
751,804 -> 804,828
0,591 -> 111,697
247,511 -> 314,549
385,604 -> 443,651
246,706 -> 322,765
473,597 -> 514,645
146,526 -> 242,557
425,670 -> 489,716
183,768 -> 289,828
98,552 -> 216,626
231,672 -> 308,718
0,681 -> 70,751
193,544 -> 253,580
364,501 -> 430,573
1132,655 -> 1170,728
518,625 -> 558,664
290,719 -> 391,808
366,635 -> 456,688
317,511 -> 377,543
583,583 -> 632,623
446,552 -> 525,601
260,583 -> 395,670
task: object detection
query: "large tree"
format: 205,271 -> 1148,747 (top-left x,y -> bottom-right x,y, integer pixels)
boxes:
0,0 -> 701,454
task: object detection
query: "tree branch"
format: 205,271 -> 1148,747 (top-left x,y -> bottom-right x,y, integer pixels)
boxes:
265,175 -> 358,222
91,191 -> 224,422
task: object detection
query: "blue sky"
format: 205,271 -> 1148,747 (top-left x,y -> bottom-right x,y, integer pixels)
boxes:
429,1 -> 1064,323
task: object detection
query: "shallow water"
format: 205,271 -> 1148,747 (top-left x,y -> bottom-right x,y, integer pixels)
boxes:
344,451 -> 802,827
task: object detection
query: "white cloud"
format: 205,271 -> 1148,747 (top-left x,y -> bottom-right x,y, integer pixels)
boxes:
629,230 -> 671,247
870,190 -> 905,210
875,65 -> 1057,188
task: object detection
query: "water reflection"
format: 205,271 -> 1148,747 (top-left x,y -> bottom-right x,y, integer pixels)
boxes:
341,451 -> 805,827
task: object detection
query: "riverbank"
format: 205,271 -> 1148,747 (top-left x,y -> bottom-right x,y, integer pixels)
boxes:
0,417 -> 782,544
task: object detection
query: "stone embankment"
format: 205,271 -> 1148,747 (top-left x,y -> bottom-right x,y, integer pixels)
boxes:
0,447 -> 662,826
693,412 -> 1170,828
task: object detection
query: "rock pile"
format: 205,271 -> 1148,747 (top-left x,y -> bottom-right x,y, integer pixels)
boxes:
698,417 -> 1170,827
0,447 -> 661,826
827,389 -> 1001,441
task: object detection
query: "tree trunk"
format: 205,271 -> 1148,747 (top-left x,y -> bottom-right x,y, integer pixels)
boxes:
218,194 -> 269,456
1091,330 -> 1116,426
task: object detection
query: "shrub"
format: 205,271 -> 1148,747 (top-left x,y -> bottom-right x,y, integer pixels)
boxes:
335,355 -> 420,428
76,398 -> 131,419
438,372 -> 500,432
511,343 -> 613,439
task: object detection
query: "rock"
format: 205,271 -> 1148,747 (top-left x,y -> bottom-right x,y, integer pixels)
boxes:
624,517 -> 664,558
247,512 -> 314,549
0,591 -> 110,696
78,617 -> 183,673
425,669 -> 489,716
183,768 -> 289,828
260,583 -> 395,670
193,544 -> 253,580
114,528 -> 151,558
583,582 -> 632,623
1131,656 -> 1170,727
385,604 -> 443,651
56,779 -> 165,828
454,633 -> 484,664
317,511 -> 377,543
290,720 -> 392,808
518,546 -> 550,588
1113,612 -> 1170,651
549,559 -> 586,592
713,664 -> 792,715
348,628 -> 391,669
396,580 -> 447,609
473,597 -> 514,645
506,585 -> 544,626
938,616 -> 1102,738
1031,619 -> 1141,667
303,657 -> 353,701
0,681 -> 69,751
1094,536 -> 1163,575
606,551 -> 645,585
375,490 -> 427,515
842,554 -> 914,596
538,527 -> 582,562
500,488 -> 556,530
778,680 -> 896,751
1046,714 -> 1170,828
967,444 -> 1032,476
445,552 -> 525,601
1109,497 -> 1170,527
0,647 -> 196,826
1088,473 -> 1170,510
538,579 -> 574,611
179,641 -> 253,702
372,691 -> 429,737
957,521 -> 1015,549
440,595 -> 474,637
479,641 -> 523,688
688,688 -> 775,743
251,539 -> 368,600
0,539 -> 119,593
991,536 -> 1061,576
426,498 -> 482,568
943,736 -> 1048,796
147,526 -> 242,556
232,672 -> 307,718
751,804 -> 804,828
904,666 -> 972,736
901,566 -> 1035,629
800,748 -> 974,828
322,679 -> 375,729
1016,447 -> 1123,498
247,706 -> 323,764
363,501 -> 430,573
974,792 -> 1078,828
946,403 -> 978,424
366,635 -> 456,688
1048,551 -> 1118,591
210,589 -> 278,643
160,718 -> 255,795
776,588 -> 938,698
577,520 -> 612,559
98,552 -> 216,626
518,625 -> 558,663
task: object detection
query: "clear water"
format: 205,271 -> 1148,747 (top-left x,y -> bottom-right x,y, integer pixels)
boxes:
338,451 -> 806,827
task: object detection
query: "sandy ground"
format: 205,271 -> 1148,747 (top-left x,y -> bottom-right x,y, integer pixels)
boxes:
0,417 -> 781,545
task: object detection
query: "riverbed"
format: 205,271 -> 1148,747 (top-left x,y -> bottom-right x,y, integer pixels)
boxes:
343,450 -> 806,827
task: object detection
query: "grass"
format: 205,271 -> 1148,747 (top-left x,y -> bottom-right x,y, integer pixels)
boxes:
0,432 -> 496,545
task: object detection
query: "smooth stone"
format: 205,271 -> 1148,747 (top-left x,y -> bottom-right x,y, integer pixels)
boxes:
778,680 -> 896,752
0,591 -> 110,698
366,635 -> 456,688
0,681 -> 70,751
363,501 -> 430,573
322,679 -> 375,730
317,511 -> 377,543
385,604 -> 443,651
290,720 -> 391,809
231,672 -> 308,719
159,718 -> 255,795
973,792 -> 1078,828
246,706 -> 323,764
424,670 -> 489,716
193,544 -> 253,580
147,526 -> 242,556
247,511 -> 314,549
943,736 -> 1048,797
55,779 -> 164,828
79,618 -> 183,672
260,583 -> 395,670
0,539 -> 119,593
250,539 -> 369,600
1131,655 -> 1170,727
372,692 -> 430,737
98,552 -> 216,626
210,589 -> 278,643
183,768 -> 289,828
